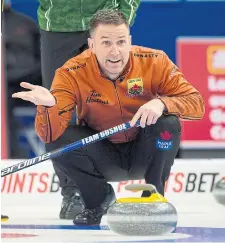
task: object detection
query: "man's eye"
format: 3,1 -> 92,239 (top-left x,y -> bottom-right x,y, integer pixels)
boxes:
118,40 -> 126,45
102,41 -> 111,46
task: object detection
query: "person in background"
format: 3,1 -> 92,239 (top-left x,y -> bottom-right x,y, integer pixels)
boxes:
37,0 -> 141,220
3,0 -> 41,158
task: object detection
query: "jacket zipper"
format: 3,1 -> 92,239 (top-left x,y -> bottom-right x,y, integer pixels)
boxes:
112,81 -> 129,141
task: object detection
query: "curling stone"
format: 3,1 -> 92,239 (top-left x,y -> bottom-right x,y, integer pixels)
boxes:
107,184 -> 177,236
213,177 -> 225,206
1,215 -> 9,222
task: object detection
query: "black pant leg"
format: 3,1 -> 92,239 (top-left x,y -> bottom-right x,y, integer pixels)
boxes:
46,125 -> 127,209
128,115 -> 181,196
40,30 -> 89,89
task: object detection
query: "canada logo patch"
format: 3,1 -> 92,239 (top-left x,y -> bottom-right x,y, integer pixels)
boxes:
127,77 -> 143,96
156,130 -> 173,150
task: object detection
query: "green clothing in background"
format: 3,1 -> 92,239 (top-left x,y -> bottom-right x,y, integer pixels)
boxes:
38,0 -> 140,32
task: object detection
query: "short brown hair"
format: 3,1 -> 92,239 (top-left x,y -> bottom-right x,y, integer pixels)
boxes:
89,9 -> 129,36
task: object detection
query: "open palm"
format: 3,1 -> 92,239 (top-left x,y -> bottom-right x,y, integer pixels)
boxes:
12,82 -> 56,107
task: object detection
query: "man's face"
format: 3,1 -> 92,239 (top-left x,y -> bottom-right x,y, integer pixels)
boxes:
88,24 -> 131,80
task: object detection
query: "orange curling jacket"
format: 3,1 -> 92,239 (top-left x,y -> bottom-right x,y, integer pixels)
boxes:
35,46 -> 205,143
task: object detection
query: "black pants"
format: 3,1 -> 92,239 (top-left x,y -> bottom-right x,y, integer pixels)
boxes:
40,29 -> 89,89
40,30 -> 89,197
46,115 -> 181,209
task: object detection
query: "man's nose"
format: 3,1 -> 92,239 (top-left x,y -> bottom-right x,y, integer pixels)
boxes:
110,44 -> 120,55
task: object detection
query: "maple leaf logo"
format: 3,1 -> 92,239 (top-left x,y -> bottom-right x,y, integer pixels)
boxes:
160,131 -> 172,140
131,84 -> 140,90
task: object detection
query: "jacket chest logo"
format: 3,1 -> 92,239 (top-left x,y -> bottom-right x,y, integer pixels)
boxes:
127,77 -> 144,96
86,90 -> 109,105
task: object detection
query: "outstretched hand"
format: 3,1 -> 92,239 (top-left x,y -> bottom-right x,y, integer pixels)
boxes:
12,82 -> 56,107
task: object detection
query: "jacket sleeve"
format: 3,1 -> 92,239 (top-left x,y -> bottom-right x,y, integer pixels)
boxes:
158,53 -> 205,120
119,0 -> 140,26
35,70 -> 76,143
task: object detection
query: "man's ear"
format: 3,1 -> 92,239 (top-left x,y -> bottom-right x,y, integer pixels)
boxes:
88,38 -> 95,53
129,35 -> 132,45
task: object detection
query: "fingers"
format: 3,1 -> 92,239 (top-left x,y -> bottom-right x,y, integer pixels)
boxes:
131,100 -> 164,128
12,91 -> 27,98
130,110 -> 142,127
146,113 -> 154,126
12,92 -> 38,105
12,83 -> 38,105
151,116 -> 158,124
131,109 -> 160,128
20,82 -> 36,90
140,112 -> 149,128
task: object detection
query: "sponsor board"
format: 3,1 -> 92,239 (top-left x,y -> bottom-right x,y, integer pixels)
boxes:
1,159 -> 225,212
176,37 -> 225,149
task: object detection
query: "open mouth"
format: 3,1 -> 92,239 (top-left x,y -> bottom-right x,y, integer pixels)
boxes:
108,59 -> 121,63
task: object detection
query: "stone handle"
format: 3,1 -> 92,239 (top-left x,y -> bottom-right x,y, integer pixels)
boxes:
125,184 -> 158,194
